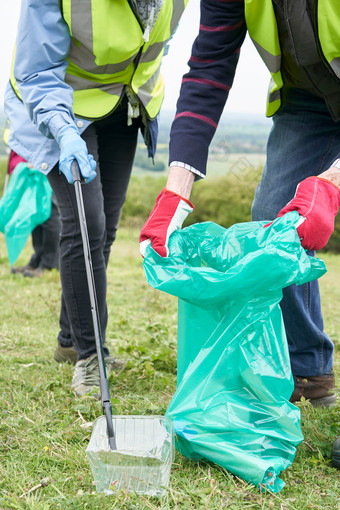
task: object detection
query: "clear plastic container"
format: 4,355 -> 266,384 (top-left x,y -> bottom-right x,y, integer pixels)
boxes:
86,415 -> 175,496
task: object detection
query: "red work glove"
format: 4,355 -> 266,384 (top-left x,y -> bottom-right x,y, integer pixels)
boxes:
277,176 -> 340,250
139,188 -> 194,257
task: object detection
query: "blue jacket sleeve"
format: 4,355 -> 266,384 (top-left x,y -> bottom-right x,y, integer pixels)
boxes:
14,0 -> 75,139
169,0 -> 247,177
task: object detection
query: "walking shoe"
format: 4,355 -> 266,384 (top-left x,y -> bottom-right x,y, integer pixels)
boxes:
290,370 -> 336,407
54,341 -> 78,364
71,353 -> 125,398
332,436 -> 340,468
24,267 -> 45,278
11,264 -> 34,275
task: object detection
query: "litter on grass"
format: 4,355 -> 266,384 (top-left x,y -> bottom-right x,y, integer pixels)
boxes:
86,415 -> 175,495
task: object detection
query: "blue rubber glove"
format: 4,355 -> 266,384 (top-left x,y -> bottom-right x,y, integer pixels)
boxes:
56,124 -> 97,184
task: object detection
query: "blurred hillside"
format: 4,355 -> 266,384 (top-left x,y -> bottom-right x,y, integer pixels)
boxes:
0,108 -> 271,173
134,110 -> 271,175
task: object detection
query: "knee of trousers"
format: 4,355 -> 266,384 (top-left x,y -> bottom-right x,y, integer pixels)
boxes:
60,210 -> 106,251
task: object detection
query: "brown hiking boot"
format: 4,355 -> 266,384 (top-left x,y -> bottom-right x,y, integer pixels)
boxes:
23,267 -> 45,278
54,341 -> 78,364
11,264 -> 35,275
290,370 -> 336,407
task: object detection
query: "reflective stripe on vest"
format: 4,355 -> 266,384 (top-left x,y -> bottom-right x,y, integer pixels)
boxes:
9,45 -> 21,100
244,0 -> 283,117
63,0 -> 188,120
133,0 -> 186,112
245,0 -> 340,117
317,0 -> 340,80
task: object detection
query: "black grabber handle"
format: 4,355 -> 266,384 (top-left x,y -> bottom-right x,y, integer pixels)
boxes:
71,161 -> 116,450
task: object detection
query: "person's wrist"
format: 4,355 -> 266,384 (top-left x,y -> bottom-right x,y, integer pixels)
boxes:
56,124 -> 79,146
318,160 -> 340,189
166,166 -> 195,200
48,113 -> 75,140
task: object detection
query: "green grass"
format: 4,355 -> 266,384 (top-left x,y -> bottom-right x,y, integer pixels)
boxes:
0,229 -> 339,510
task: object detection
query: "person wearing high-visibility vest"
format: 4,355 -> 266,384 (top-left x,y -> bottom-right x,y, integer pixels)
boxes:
141,0 -> 340,411
141,0 -> 340,467
6,0 -> 188,397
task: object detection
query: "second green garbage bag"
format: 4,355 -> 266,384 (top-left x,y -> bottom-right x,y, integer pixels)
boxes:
143,212 -> 326,493
0,162 -> 52,265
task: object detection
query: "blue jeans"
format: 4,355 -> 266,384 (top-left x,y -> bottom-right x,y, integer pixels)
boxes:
252,88 -> 339,377
47,98 -> 142,360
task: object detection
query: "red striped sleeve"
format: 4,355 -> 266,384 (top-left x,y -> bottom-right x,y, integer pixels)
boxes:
200,20 -> 244,32
175,111 -> 218,129
189,55 -> 217,64
182,77 -> 230,91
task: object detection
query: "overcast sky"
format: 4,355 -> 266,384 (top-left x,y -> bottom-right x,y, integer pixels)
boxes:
0,0 -> 269,115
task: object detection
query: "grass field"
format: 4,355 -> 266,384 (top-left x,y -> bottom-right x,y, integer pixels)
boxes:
0,228 -> 339,509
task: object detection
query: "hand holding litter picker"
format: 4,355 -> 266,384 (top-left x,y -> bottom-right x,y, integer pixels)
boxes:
58,125 -> 97,184
71,160 -> 116,450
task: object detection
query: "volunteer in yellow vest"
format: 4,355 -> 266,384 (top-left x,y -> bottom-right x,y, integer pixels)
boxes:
6,0 -> 187,396
140,0 -> 340,414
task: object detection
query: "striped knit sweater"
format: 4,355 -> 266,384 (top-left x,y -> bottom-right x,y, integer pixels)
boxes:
169,0 -> 247,178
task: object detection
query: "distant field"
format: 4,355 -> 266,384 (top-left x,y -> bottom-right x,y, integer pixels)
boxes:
132,151 -> 266,178
207,153 -> 266,176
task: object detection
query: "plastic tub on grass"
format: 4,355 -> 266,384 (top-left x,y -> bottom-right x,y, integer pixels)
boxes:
86,415 -> 175,496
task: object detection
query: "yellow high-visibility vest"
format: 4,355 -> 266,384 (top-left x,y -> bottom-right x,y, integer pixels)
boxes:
62,0 -> 188,120
245,0 -> 340,116
10,0 -> 187,121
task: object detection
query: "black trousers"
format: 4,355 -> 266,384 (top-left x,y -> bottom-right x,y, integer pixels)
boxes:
47,100 -> 141,359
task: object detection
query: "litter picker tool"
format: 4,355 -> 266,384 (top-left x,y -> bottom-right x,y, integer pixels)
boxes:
72,161 -> 174,495
71,160 -> 116,451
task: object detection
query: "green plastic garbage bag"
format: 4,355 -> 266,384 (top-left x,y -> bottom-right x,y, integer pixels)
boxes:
0,162 -> 52,265
143,212 -> 326,493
